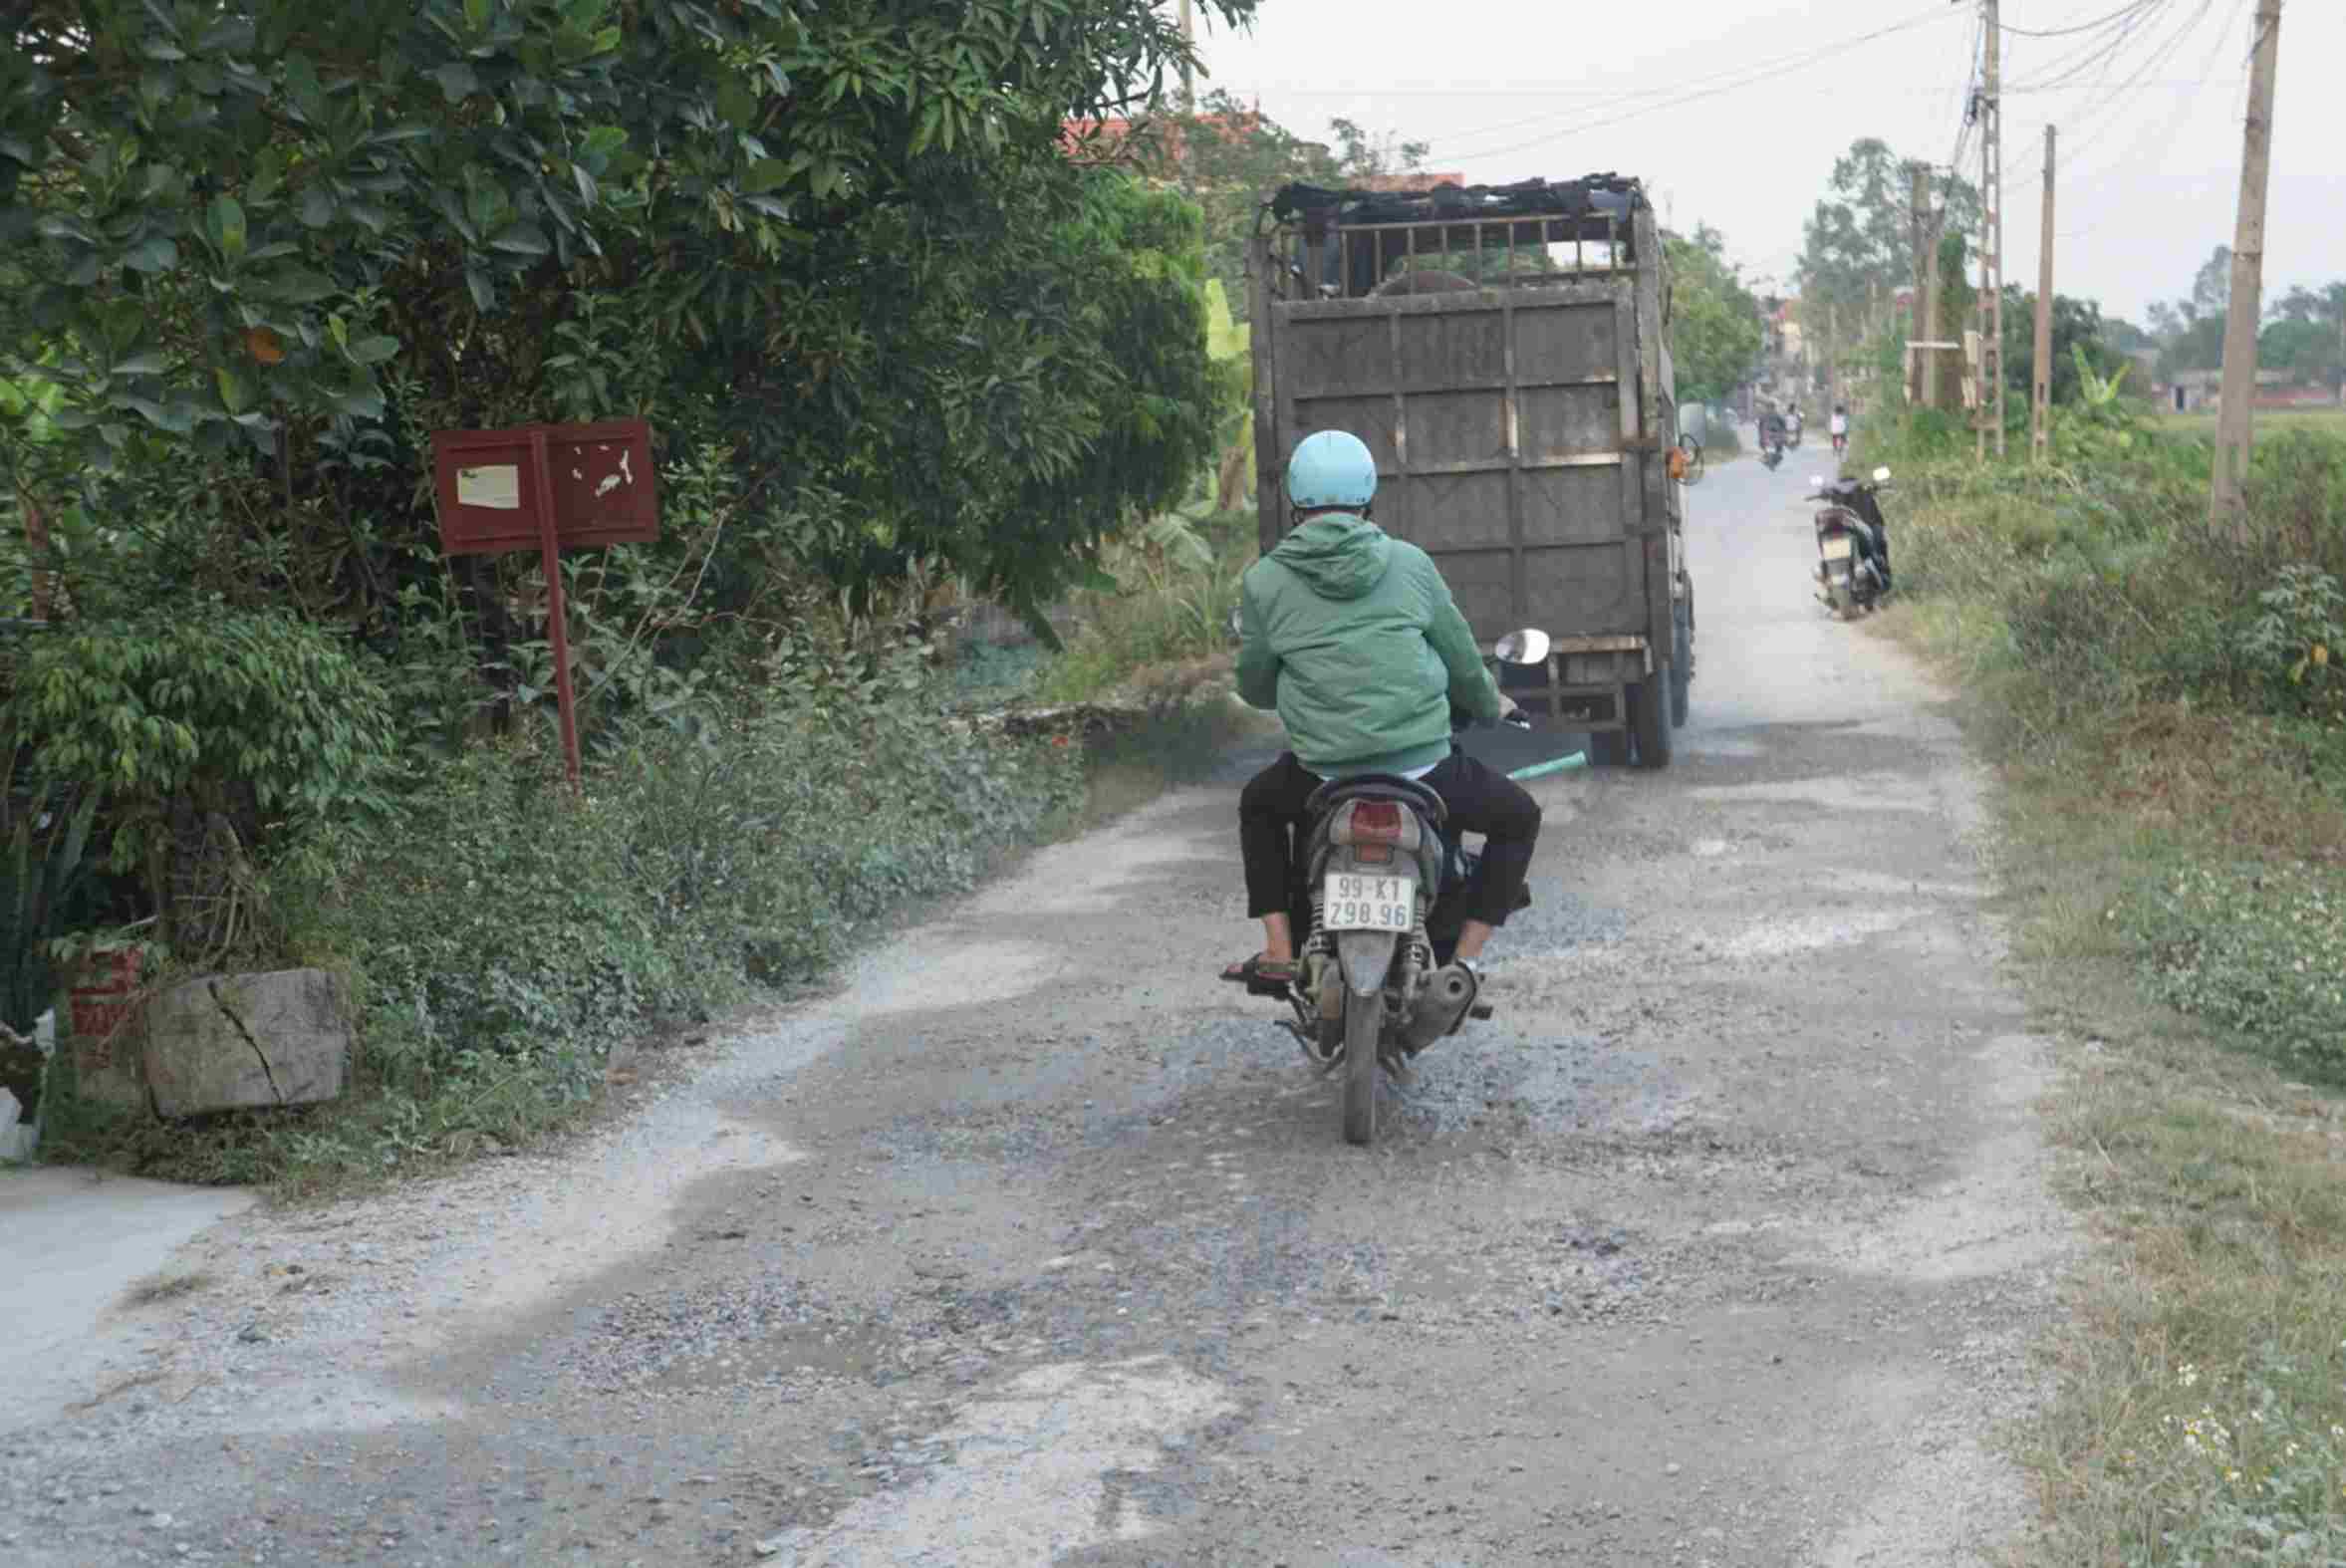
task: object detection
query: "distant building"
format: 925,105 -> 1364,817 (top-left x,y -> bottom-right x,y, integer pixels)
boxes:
1060,111 -> 1267,170
2158,365 -> 2341,412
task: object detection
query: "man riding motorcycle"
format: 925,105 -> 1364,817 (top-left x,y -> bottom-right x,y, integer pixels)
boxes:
1222,431 -> 1543,988
1756,402 -> 1787,456
1829,401 -> 1850,452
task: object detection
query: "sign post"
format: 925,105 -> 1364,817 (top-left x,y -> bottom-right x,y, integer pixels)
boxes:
429,418 -> 659,788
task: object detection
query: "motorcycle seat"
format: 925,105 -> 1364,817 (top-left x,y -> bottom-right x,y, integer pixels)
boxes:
1306,773 -> 1447,827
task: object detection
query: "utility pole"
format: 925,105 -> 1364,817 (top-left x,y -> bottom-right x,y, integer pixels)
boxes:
1974,0 -> 2004,460
2212,0 -> 2283,530
1920,179 -> 1943,408
2032,126 -> 2055,463
1910,164 -> 1929,403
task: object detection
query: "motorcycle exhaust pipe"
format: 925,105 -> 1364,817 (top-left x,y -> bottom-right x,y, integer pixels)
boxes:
1400,963 -> 1481,1052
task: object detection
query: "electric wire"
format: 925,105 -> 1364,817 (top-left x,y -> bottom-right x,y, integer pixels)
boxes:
1999,0 -> 2165,39
2012,0 -> 2229,189
2001,0 -> 2175,94
1426,4 -> 1960,159
2042,0 -> 2252,234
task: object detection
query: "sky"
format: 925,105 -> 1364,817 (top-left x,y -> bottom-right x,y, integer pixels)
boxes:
1188,0 -> 2345,328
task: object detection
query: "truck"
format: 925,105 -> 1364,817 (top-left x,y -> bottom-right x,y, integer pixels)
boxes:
1246,174 -> 1693,768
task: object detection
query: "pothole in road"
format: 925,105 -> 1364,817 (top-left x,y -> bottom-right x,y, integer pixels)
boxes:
560,1273 -> 1039,1399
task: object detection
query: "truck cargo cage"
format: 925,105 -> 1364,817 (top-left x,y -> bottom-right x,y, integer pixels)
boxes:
1247,173 -> 1690,767
1264,175 -> 1652,303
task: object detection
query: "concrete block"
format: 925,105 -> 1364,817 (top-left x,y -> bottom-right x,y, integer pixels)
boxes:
0,1087 -> 27,1161
142,969 -> 350,1118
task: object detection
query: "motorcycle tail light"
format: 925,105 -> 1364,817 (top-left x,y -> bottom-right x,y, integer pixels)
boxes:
1349,801 -> 1404,844
1353,844 -> 1395,865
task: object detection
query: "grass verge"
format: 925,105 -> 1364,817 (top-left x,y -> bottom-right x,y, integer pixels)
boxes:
38,678 -> 1089,1202
1864,414 -> 2346,1561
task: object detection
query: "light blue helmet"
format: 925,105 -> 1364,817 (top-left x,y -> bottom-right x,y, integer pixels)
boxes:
1285,430 -> 1377,511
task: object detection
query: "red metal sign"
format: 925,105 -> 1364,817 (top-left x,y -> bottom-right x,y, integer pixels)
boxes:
430,419 -> 657,555
428,419 -> 662,787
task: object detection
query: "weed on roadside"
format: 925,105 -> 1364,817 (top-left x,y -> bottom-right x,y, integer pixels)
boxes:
1866,405 -> 2346,1562
43,682 -> 1085,1200
119,1271 -> 213,1308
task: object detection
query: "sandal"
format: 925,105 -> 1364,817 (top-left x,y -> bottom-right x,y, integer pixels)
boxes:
1219,953 -> 1298,986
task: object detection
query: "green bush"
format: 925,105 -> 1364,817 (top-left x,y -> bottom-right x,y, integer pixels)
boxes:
1874,419 -> 2346,742
289,690 -> 1086,1075
5,610 -> 397,872
38,665 -> 1086,1192
1038,505 -> 1250,704
2107,1346 -> 2346,1560
2130,860 -> 2346,1080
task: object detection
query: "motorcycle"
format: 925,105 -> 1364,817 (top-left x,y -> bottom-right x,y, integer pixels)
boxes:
1759,437 -> 1785,471
1830,427 -> 1848,456
1809,467 -> 1894,618
1225,629 -> 1553,1147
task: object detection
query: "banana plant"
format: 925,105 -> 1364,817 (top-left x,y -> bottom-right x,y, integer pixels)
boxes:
1203,280 -> 1255,513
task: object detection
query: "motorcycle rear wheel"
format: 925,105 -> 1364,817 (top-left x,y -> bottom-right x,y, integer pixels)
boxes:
1341,988 -> 1382,1146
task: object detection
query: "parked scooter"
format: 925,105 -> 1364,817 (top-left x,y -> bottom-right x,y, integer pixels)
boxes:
1808,468 -> 1894,618
1225,629 -> 1552,1147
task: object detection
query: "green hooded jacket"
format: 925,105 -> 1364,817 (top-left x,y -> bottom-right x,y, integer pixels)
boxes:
1236,513 -> 1501,777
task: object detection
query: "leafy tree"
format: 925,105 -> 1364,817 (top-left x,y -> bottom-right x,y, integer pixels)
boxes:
1156,92 -> 1444,320
1664,224 -> 1762,404
1799,137 -> 1980,322
1150,91 -> 1342,324
2141,246 -> 2252,379
2268,281 -> 2346,326
2159,316 -> 2228,380
1,0 -> 1251,638
2101,317 -> 2157,355
1999,287 -> 2124,406
2192,246 -> 2234,323
1324,119 -> 1430,182
2265,282 -> 2346,392
2259,319 -> 2343,386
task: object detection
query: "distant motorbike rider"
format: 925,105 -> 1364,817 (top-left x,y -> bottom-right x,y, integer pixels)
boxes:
1785,403 -> 1804,442
1756,403 -> 1786,454
1222,431 -> 1542,988
1829,401 -> 1850,451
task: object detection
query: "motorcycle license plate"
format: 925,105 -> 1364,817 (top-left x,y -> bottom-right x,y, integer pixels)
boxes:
1323,873 -> 1415,933
1821,536 -> 1855,560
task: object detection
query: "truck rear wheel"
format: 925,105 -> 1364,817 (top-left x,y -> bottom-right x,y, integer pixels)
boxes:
1630,676 -> 1673,769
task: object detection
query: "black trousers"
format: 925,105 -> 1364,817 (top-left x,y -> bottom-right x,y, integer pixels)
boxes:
1239,748 -> 1541,930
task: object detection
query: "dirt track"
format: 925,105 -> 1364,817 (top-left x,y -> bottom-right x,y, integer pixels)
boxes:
2,444 -> 2070,1566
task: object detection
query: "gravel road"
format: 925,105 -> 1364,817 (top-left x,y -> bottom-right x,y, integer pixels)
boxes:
1,441 -> 2072,1566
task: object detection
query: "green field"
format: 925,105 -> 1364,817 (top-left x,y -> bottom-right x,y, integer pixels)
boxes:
2156,403 -> 2346,437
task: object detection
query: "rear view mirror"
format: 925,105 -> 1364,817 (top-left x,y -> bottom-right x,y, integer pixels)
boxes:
1494,628 -> 1551,664
1873,466 -> 1892,482
1809,475 -> 1825,490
